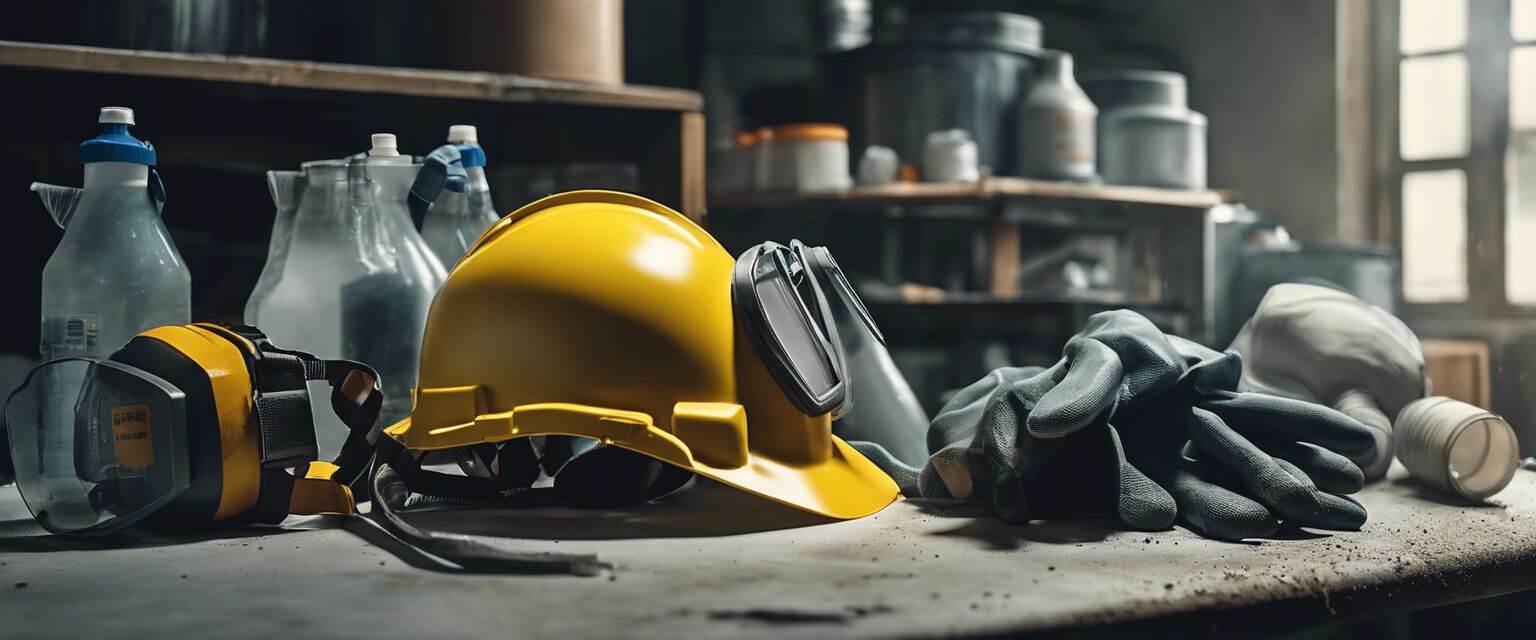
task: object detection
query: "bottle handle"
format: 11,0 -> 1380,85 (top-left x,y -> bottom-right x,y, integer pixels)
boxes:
149,169 -> 167,215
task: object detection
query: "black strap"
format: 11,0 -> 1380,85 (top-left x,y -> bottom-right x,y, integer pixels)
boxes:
214,324 -> 384,523
368,439 -> 608,576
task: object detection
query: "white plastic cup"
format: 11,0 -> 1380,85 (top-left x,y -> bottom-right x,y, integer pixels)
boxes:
923,129 -> 980,183
857,145 -> 899,186
1394,396 -> 1520,501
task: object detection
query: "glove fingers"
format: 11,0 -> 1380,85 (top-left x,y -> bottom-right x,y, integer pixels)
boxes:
1104,425 -> 1176,530
1273,458 -> 1368,531
1165,467 -> 1279,540
1186,407 -> 1338,525
1200,392 -> 1378,462
928,366 -> 1045,453
1027,340 -> 1121,439
1249,439 -> 1364,494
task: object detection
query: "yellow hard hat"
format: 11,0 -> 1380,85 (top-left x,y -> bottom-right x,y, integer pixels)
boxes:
383,190 -> 899,519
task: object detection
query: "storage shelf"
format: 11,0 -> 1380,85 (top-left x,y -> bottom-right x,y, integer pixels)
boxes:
0,40 -> 703,112
862,289 -> 1156,307
709,176 -> 1226,211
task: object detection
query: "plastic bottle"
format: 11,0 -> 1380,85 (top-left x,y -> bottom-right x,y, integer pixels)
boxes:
33,107 -> 191,475
244,170 -> 302,323
419,125 -> 499,267
246,135 -> 446,451
1018,51 -> 1098,181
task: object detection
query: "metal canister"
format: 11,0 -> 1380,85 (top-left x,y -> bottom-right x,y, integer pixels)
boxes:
830,12 -> 1042,176
1083,70 -> 1207,189
1394,396 -> 1520,501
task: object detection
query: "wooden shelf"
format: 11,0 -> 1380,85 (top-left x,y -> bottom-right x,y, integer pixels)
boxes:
709,176 -> 1226,210
0,40 -> 703,112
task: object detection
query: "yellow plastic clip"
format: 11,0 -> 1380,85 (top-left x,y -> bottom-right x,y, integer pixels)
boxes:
288,461 -> 356,516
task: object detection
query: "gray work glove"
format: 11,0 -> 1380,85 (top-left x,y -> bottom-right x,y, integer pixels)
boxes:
861,309 -> 1378,541
1228,283 -> 1427,481
920,310 -> 1188,529
1113,336 -> 1377,540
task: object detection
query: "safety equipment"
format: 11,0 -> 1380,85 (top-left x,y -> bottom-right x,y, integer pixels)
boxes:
1228,283 -> 1427,481
380,190 -> 899,523
1113,335 -> 1374,540
923,310 -> 1183,526
906,310 -> 1376,540
3,323 -> 379,535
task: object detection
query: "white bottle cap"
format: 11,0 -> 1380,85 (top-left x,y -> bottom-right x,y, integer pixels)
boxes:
99,106 -> 136,126
447,125 -> 478,144
369,133 -> 401,157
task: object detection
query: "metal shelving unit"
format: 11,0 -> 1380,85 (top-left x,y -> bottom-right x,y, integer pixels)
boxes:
709,179 -> 1223,409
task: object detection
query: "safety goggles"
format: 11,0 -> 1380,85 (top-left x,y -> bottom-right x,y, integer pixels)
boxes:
4,358 -> 190,535
733,240 -> 883,417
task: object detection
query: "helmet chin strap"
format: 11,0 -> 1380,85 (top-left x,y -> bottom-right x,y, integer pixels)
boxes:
361,434 -> 611,576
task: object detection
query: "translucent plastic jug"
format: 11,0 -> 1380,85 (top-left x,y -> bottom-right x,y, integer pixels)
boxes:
36,107 -> 191,361
244,170 -> 302,322
420,125 -> 499,267
245,150 -> 444,451
33,107 -> 191,476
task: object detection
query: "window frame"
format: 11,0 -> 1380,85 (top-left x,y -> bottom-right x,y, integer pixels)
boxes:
1372,0 -> 1536,320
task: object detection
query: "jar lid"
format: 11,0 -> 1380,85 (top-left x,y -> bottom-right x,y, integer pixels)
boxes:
771,123 -> 848,142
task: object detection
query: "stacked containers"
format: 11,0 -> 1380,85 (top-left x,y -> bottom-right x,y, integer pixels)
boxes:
1083,70 -> 1207,189
833,12 -> 1042,177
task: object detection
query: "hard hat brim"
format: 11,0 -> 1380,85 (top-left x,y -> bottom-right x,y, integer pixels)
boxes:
384,406 -> 900,520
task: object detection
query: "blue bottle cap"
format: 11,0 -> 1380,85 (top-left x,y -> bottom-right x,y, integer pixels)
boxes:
78,107 -> 156,166
455,143 -> 486,168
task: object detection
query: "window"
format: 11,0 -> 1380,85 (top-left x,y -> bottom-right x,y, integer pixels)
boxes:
1384,0 -> 1536,311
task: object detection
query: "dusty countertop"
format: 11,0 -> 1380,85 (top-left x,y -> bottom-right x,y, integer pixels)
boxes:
2,463 -> 1534,639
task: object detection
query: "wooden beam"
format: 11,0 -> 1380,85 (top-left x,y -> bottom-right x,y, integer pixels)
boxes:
680,111 -> 707,224
0,40 -> 703,112
709,177 -> 1225,211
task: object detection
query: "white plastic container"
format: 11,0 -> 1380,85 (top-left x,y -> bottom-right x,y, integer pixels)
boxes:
1394,396 -> 1520,501
1018,51 -> 1097,181
752,126 -> 775,192
36,107 -> 191,362
923,129 -> 981,183
33,107 -> 191,476
766,123 -> 852,193
857,145 -> 899,186
420,124 -> 500,267
246,134 -> 447,450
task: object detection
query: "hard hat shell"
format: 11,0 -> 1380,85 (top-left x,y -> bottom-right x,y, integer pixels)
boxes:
387,190 -> 899,519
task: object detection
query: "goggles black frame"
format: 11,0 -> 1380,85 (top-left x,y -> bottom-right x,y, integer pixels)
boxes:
732,240 -> 884,418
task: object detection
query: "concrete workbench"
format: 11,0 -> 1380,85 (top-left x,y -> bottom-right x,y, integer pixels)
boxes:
3,463 -> 1534,639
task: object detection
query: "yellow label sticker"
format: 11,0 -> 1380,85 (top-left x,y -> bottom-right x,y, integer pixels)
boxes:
110,404 -> 154,469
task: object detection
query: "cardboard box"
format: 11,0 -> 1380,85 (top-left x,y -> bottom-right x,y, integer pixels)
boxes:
1422,339 -> 1491,409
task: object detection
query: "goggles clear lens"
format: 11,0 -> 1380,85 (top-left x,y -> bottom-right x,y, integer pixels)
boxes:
4,359 -> 189,535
